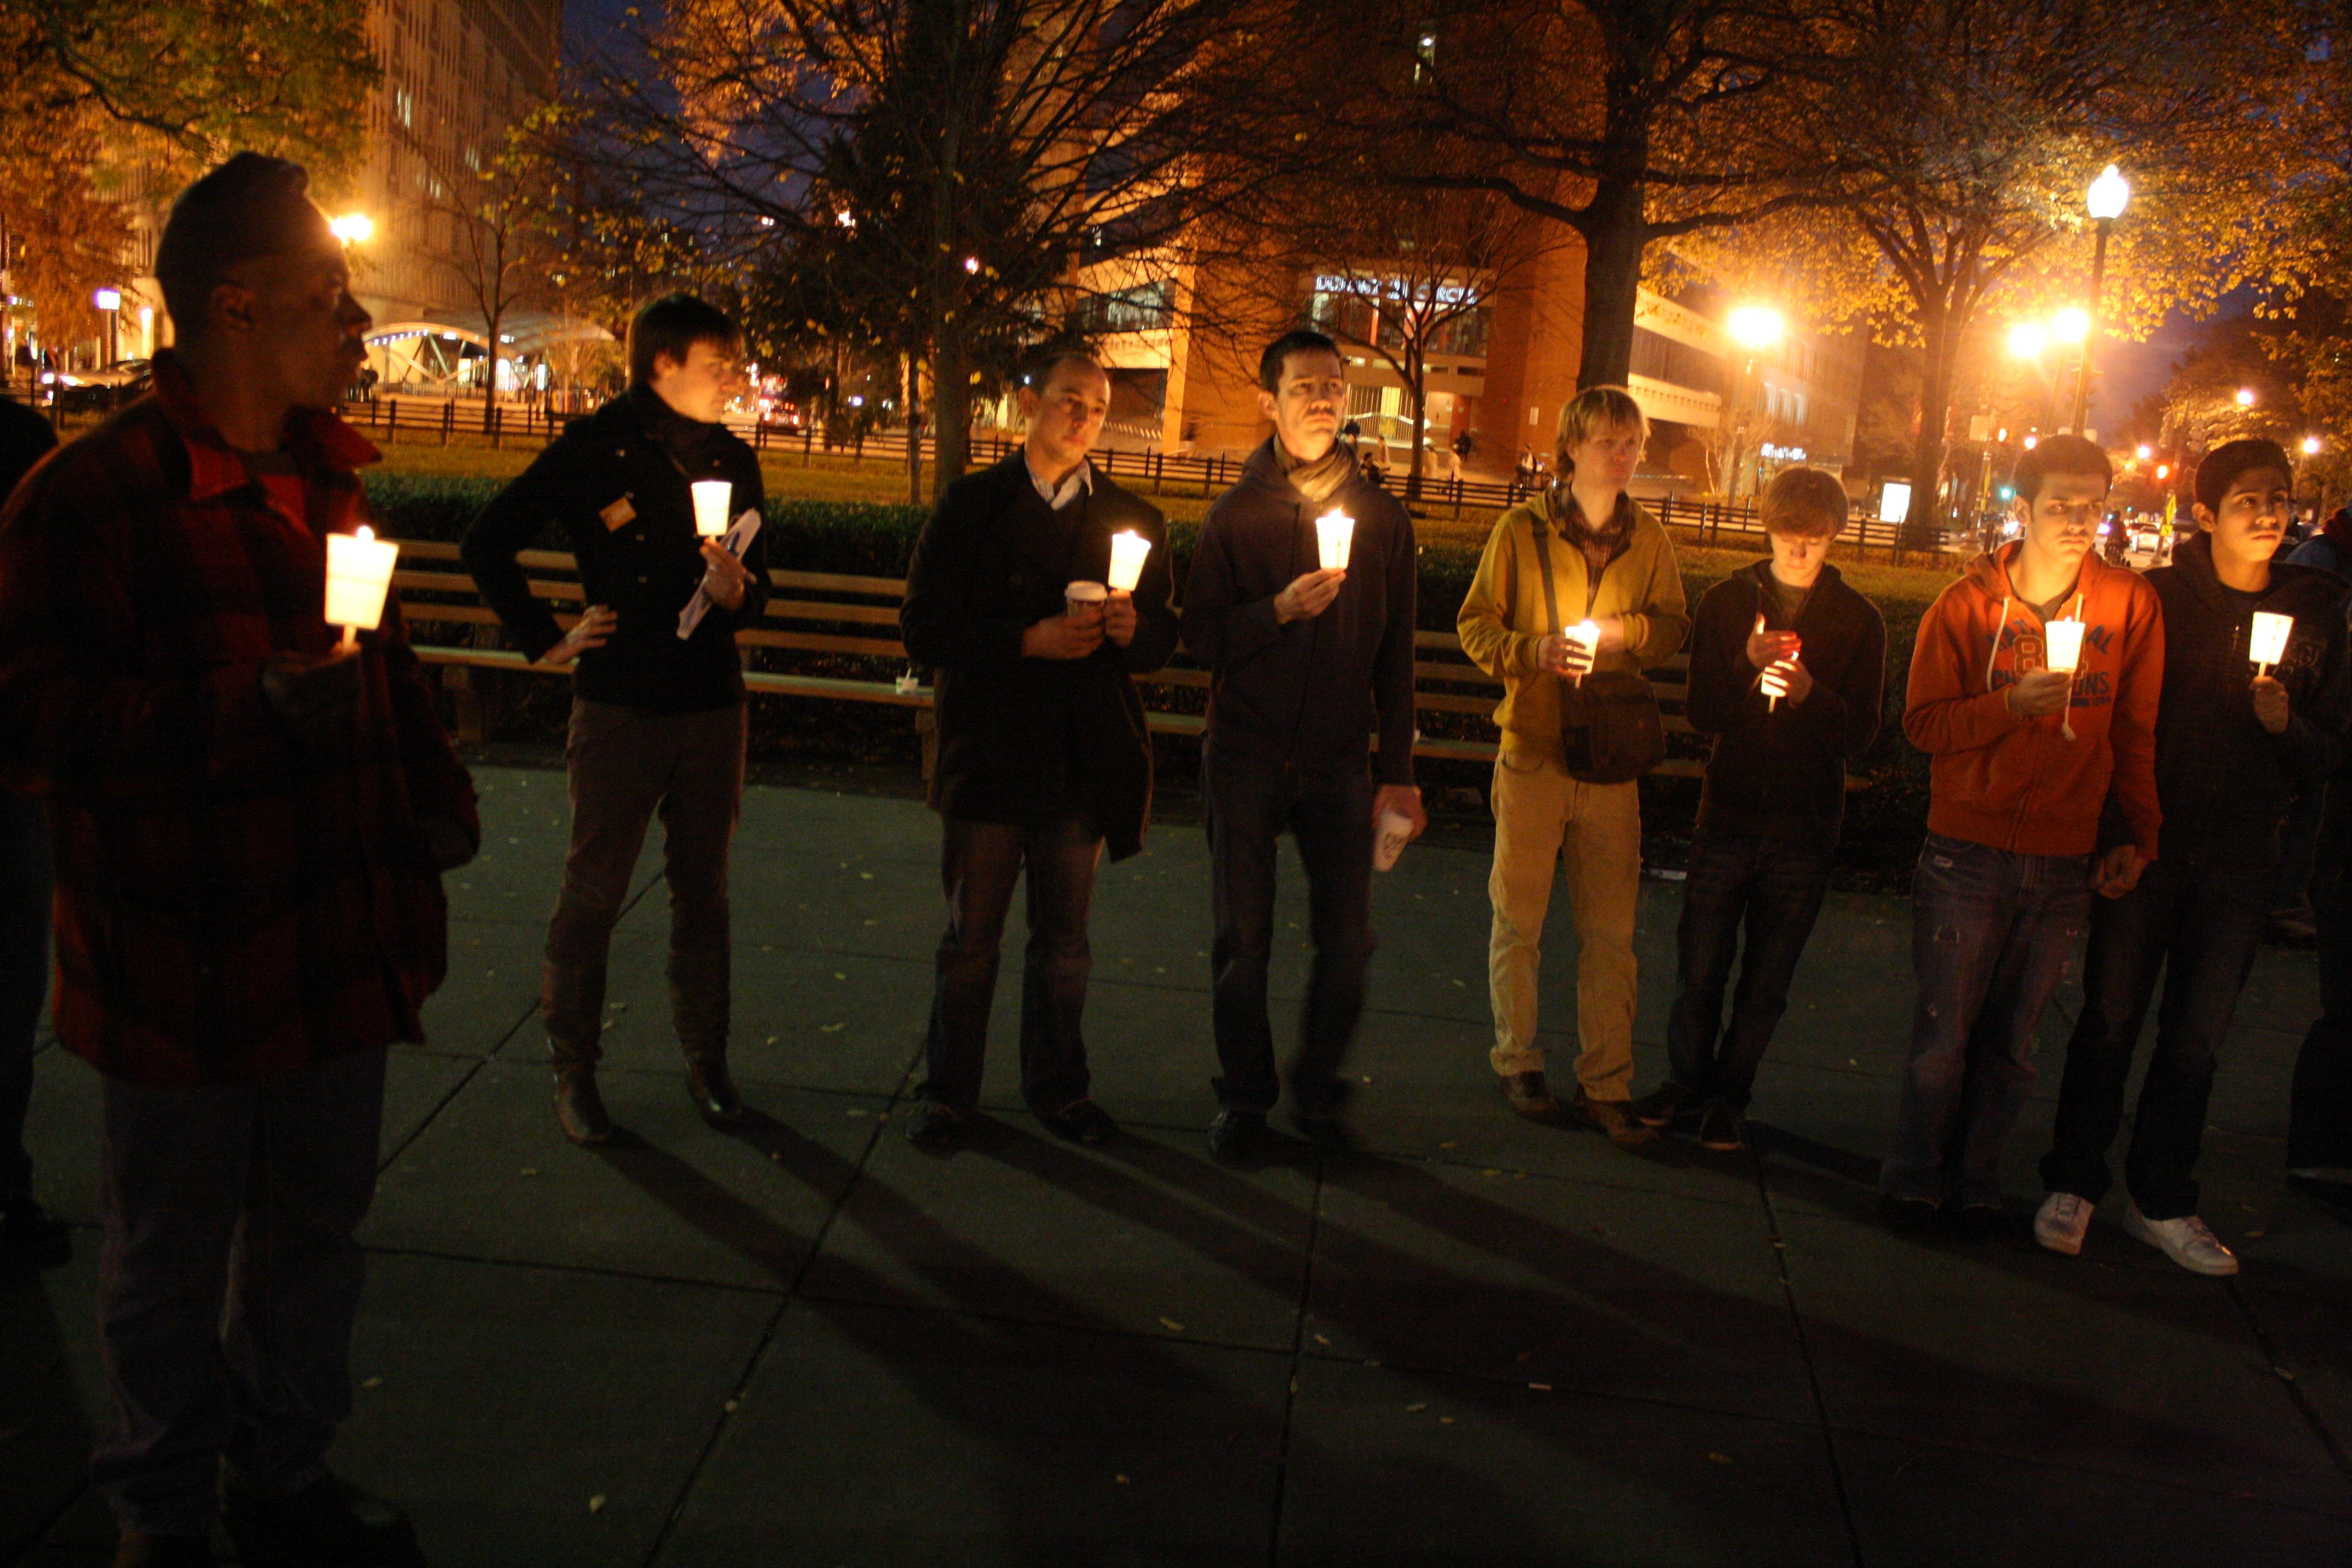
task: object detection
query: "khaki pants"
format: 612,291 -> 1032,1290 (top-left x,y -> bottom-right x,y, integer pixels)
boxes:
1486,751 -> 1642,1097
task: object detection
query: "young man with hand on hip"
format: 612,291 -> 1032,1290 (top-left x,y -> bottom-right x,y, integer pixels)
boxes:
1881,434 -> 2164,1238
2036,439 -> 2350,1272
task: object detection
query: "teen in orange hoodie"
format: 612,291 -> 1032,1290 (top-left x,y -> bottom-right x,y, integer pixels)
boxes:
1880,435 -> 2164,1235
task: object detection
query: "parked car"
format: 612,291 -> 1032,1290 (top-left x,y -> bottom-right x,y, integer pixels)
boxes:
47,358 -> 151,413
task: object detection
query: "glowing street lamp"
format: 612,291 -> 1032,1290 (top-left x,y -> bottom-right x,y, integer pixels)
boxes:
2136,443 -> 2154,460
2051,307 -> 2090,343
2304,435 -> 2324,456
328,212 -> 373,246
1724,305 -> 1785,502
2236,388 -> 2257,408
2071,164 -> 2130,432
2008,322 -> 2049,359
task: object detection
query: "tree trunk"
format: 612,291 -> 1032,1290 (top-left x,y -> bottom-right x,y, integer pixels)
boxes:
1404,338 -> 1428,505
930,335 -> 972,497
1905,298 -> 1956,546
903,353 -> 923,506
483,309 -> 501,430
1575,177 -> 1646,390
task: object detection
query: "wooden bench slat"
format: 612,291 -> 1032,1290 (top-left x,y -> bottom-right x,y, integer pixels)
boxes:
737,630 -> 910,659
761,598 -> 905,627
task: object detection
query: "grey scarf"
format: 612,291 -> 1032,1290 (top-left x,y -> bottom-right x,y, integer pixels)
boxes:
1278,439 -> 1358,507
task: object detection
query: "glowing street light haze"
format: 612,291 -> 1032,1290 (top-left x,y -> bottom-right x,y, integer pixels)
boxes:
2236,388 -> 2258,407
1726,305 -> 1784,351
2086,164 -> 2131,221
2008,322 -> 2049,359
329,213 -> 374,244
2051,307 -> 2090,343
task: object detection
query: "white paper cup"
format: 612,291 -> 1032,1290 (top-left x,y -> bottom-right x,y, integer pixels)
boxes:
325,526 -> 400,637
691,479 -> 732,538
1107,531 -> 1151,593
1374,808 -> 1414,872
2250,610 -> 2293,668
2044,618 -> 2086,673
1065,580 -> 1108,626
1316,509 -> 1354,571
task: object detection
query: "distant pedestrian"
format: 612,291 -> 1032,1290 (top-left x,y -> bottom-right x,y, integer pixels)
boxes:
0,152 -> 477,1568
1457,387 -> 1690,1145
896,353 -> 1178,1151
1881,435 -> 2163,1239
2037,442 -> 2350,1272
1630,468 -> 1886,1151
1183,329 -> 1425,1159
463,293 -> 769,1145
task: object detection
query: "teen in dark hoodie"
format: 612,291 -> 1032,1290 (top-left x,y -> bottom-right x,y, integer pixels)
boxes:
1181,330 -> 1425,1158
2036,440 -> 2352,1273
1880,435 -> 2164,1236
1631,468 -> 1884,1151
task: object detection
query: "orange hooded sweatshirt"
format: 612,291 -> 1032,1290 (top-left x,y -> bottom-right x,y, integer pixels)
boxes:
1904,543 -> 2164,861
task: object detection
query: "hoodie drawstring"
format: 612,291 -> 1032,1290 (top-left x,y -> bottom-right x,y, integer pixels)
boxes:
1983,596 -> 2012,693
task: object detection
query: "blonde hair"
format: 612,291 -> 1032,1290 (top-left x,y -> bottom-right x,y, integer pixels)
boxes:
1555,385 -> 1648,474
1760,467 -> 1849,538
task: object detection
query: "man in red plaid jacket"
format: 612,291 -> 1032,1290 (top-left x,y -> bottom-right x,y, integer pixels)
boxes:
0,155 -> 475,1568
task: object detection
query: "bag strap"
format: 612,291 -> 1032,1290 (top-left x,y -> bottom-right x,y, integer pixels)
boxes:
1528,513 -> 1563,638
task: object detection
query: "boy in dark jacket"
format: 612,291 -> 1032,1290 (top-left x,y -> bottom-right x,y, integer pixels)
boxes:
463,293 -> 768,1145
2037,440 -> 2352,1272
1182,330 -> 1425,1158
1633,468 -> 1885,1150
897,354 -> 1177,1150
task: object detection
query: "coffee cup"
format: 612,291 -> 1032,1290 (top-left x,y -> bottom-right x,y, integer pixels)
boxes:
1374,807 -> 1415,872
1065,580 -> 1108,627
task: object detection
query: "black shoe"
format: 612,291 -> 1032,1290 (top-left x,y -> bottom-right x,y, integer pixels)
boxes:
1500,1071 -> 1564,1123
1207,1107 -> 1266,1161
111,1533 -> 217,1567
1878,1192 -> 1941,1235
554,1069 -> 614,1146
221,1472 -> 422,1568
1697,1100 -> 1746,1152
684,1054 -> 745,1125
1038,1097 -> 1119,1145
1571,1088 -> 1659,1148
1290,1111 -> 1362,1157
1949,1202 -> 2004,1241
0,1200 -> 73,1269
903,1099 -> 968,1152
1630,1083 -> 1692,1129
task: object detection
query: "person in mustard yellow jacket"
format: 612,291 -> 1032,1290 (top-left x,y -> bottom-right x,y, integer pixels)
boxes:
1458,387 -> 1690,1146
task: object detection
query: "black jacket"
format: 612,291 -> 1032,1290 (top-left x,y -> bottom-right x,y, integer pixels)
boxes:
460,389 -> 769,713
900,456 -> 1177,861
0,392 -> 57,505
1180,441 -> 1417,784
2126,533 -> 2352,869
1687,561 -> 1886,848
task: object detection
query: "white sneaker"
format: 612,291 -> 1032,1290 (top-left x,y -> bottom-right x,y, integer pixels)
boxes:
2034,1192 -> 2092,1255
2123,1204 -> 2239,1276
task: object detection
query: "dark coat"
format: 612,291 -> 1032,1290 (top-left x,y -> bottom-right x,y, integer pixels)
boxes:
900,456 -> 1177,860
1687,561 -> 1886,849
1180,441 -> 1418,784
462,389 -> 768,713
2129,532 -> 2352,869
0,391 -> 56,505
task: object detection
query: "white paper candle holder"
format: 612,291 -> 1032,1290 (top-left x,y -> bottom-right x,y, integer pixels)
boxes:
691,480 -> 733,538
1107,531 -> 1151,592
2044,618 -> 2086,674
1315,509 -> 1354,571
1562,619 -> 1599,687
1761,662 -> 1790,711
325,526 -> 399,652
2250,611 -> 2293,674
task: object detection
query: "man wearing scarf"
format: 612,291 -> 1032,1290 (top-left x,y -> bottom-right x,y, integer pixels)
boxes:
463,293 -> 768,1145
1182,330 -> 1425,1160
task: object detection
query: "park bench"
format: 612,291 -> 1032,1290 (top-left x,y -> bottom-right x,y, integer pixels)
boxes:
387,538 -> 1713,780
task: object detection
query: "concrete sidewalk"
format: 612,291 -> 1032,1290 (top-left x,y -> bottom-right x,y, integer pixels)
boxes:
4,766 -> 2348,1566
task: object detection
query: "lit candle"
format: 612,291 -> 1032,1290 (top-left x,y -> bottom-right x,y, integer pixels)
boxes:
1107,530 -> 1151,593
2250,610 -> 2293,675
325,525 -> 400,653
1761,661 -> 1790,711
691,479 -> 733,538
1561,618 -> 1599,688
2043,618 -> 2086,673
1315,509 -> 1354,571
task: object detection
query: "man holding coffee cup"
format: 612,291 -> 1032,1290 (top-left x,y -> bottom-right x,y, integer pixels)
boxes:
898,353 -> 1177,1151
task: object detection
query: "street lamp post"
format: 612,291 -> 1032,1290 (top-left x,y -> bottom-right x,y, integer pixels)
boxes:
2073,164 -> 2130,433
93,287 -> 120,365
1725,304 -> 1784,501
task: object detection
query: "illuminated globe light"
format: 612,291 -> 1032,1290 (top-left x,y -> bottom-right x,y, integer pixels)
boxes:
93,288 -> 120,312
328,213 -> 374,244
2051,307 -> 2090,343
2236,388 -> 2257,408
2086,164 -> 2131,222
963,256 -> 981,274
2137,444 -> 2153,460
1727,305 -> 1784,350
2023,434 -> 2040,449
2304,435 -> 2324,456
2008,322 -> 2049,358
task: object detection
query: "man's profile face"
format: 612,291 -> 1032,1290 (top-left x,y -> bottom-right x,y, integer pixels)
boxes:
215,221 -> 372,416
650,339 -> 745,424
1021,361 -> 1109,469
2195,468 -> 2292,566
2014,471 -> 2108,569
1258,349 -> 1347,462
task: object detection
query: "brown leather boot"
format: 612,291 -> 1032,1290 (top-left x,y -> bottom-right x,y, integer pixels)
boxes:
684,1054 -> 744,1124
554,1068 -> 615,1145
1572,1087 -> 1659,1148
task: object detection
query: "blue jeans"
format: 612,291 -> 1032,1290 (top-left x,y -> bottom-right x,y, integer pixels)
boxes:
1881,834 -> 2090,1209
1204,753 -> 1376,1117
2040,860 -> 2270,1218
0,788 -> 50,1208
1665,835 -> 1834,1109
92,1046 -> 387,1535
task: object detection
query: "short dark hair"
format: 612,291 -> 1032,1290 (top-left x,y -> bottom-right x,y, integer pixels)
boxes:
628,293 -> 738,387
2012,434 -> 2111,506
2195,437 -> 2293,515
153,152 -> 327,336
1024,351 -> 1106,393
1762,466 -> 1849,538
1258,328 -> 1341,393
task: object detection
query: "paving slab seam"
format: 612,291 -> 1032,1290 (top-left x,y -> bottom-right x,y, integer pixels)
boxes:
1262,1154 -> 1328,1568
2223,1277 -> 2352,1483
353,1241 -> 794,1299
761,1285 -> 1308,1362
1287,1343 -> 1846,1426
1751,1151 -> 1867,1568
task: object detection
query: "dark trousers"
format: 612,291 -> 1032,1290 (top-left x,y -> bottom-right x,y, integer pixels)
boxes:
2289,858 -> 2352,1171
543,699 -> 745,1070
917,815 -> 1100,1114
2040,860 -> 2270,1219
1882,835 -> 2090,1209
1665,834 -> 1834,1109
1204,753 -> 1376,1117
0,787 -> 50,1207
91,1046 -> 387,1535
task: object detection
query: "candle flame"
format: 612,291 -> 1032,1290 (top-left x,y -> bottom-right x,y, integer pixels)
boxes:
355,524 -> 374,543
